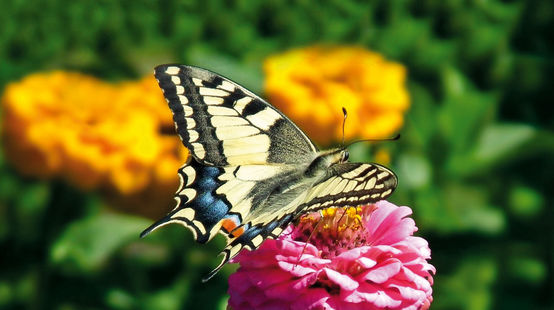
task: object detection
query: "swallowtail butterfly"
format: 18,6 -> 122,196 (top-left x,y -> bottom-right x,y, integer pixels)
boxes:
141,65 -> 398,281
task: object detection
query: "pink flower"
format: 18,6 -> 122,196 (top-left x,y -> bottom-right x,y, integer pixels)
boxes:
228,201 -> 435,310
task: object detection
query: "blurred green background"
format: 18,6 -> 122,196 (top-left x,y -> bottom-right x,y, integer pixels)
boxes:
1,0 -> 553,309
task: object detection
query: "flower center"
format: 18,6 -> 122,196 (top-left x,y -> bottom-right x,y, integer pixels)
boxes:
293,205 -> 376,258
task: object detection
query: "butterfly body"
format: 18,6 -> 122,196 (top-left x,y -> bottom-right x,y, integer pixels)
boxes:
141,65 -> 397,281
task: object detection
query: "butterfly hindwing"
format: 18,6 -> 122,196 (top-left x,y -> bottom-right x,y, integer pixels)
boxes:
154,65 -> 318,166
140,159 -> 300,244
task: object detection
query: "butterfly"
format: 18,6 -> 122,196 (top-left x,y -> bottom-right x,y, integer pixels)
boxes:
141,65 -> 398,281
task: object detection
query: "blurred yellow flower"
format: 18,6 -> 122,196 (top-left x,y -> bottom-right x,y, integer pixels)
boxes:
264,46 -> 410,145
374,148 -> 392,166
1,71 -> 187,217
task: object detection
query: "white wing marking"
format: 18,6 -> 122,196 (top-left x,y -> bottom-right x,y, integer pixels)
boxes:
246,107 -> 282,130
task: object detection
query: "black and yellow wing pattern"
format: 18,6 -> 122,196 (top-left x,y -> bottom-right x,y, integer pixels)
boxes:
141,65 -> 398,281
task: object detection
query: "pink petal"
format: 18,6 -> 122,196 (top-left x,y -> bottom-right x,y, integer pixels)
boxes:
406,236 -> 431,258
335,247 -> 368,260
277,260 -> 317,277
232,248 -> 278,268
228,289 -> 247,309
322,268 -> 359,290
387,281 -> 427,301
246,268 -> 294,289
357,256 -> 377,269
256,300 -> 290,310
228,271 -> 252,293
343,283 -> 402,308
242,286 -> 271,307
265,273 -> 318,300
367,202 -> 415,245
371,244 -> 403,256
291,288 -> 330,310
277,254 -> 331,266
277,239 -> 319,257
334,246 -> 400,266
326,295 -> 359,310
398,267 -> 432,292
361,259 -> 402,283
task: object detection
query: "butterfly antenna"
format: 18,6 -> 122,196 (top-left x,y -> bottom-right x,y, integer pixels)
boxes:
345,134 -> 401,148
341,107 -> 348,147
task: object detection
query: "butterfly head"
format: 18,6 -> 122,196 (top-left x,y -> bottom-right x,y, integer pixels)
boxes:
324,148 -> 350,165
340,149 -> 349,163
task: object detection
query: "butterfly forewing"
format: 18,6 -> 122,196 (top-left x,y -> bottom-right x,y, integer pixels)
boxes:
154,65 -> 318,166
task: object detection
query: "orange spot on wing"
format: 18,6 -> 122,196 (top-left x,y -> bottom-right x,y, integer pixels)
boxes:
231,226 -> 245,238
221,219 -> 238,233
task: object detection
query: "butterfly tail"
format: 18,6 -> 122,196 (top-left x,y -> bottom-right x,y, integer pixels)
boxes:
140,217 -> 168,238
202,252 -> 230,282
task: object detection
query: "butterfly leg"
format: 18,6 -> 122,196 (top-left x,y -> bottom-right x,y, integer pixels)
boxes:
294,211 -> 325,270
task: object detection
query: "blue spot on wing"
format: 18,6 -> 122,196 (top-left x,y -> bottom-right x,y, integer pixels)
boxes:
238,226 -> 262,243
197,175 -> 217,189
197,192 -> 215,207
203,166 -> 221,178
264,220 -> 279,233
210,199 -> 230,220
185,162 -> 232,243
197,166 -> 220,189
194,192 -> 229,227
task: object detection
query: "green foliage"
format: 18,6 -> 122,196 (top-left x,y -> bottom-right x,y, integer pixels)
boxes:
0,0 -> 552,309
50,213 -> 151,274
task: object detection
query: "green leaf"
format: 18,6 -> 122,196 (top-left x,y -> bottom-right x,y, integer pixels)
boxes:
411,187 -> 457,233
473,123 -> 536,163
441,65 -> 474,98
404,83 -> 437,149
447,123 -> 537,176
50,213 -> 150,274
14,182 -> 50,243
459,206 -> 505,235
106,289 -> 135,310
0,282 -> 12,307
446,184 -> 505,234
419,183 -> 506,234
414,38 -> 457,72
186,46 -> 263,94
141,276 -> 190,310
438,68 -> 498,153
509,185 -> 544,218
434,257 -> 497,310
508,256 -> 547,285
396,154 -> 431,190
464,24 -> 507,60
376,18 -> 431,59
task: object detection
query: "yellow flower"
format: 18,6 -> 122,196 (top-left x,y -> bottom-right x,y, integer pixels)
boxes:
1,71 -> 188,217
264,46 -> 410,145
